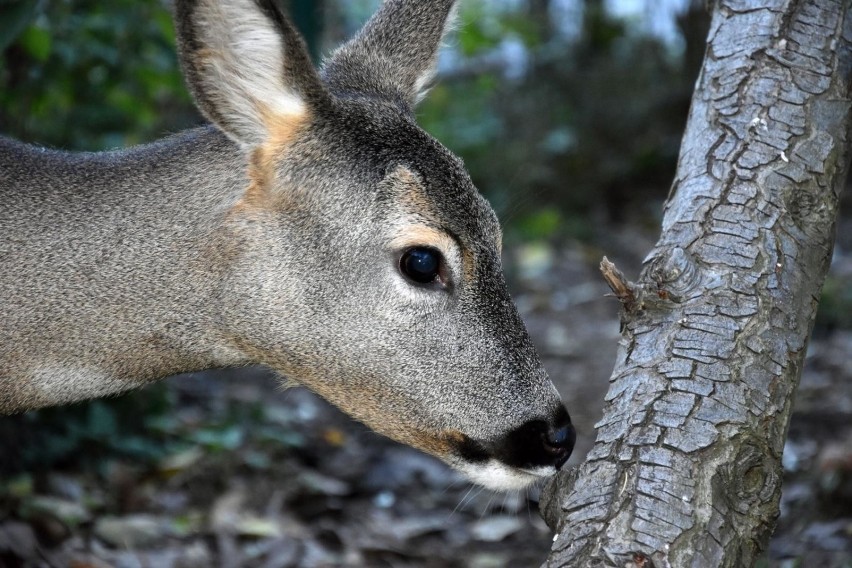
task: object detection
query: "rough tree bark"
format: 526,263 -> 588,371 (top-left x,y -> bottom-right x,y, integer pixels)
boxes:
540,1 -> 852,566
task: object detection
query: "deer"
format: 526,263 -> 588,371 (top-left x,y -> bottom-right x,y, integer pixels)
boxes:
0,0 -> 575,491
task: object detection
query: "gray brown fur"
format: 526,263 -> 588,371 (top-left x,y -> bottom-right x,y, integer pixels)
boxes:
0,0 -> 572,490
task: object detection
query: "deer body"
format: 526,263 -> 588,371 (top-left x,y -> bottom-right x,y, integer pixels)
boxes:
0,0 -> 574,490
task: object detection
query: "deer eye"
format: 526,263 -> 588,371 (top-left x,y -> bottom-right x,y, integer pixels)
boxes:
399,247 -> 442,285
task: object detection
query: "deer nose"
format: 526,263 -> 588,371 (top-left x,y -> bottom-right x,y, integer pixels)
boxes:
495,408 -> 576,471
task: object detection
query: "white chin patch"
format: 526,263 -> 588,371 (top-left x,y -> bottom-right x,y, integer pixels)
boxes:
456,459 -> 555,491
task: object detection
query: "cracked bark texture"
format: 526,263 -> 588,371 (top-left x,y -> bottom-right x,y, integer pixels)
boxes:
540,1 -> 852,566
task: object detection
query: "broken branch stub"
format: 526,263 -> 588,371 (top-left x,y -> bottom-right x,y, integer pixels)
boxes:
600,257 -> 638,313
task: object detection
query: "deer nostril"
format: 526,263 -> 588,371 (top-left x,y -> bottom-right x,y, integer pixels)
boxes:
543,424 -> 572,451
542,423 -> 576,469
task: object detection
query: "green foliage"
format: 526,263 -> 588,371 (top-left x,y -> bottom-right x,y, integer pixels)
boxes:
287,0 -> 324,62
0,0 -> 196,150
514,208 -> 562,241
456,2 -> 542,56
0,379 -> 307,476
17,24 -> 50,61
816,274 -> 852,330
0,0 -> 40,53
582,0 -> 628,51
418,0 -> 700,243
0,387 -> 175,475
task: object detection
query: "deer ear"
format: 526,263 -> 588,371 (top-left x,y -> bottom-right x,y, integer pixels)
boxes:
322,0 -> 458,108
175,0 -> 327,148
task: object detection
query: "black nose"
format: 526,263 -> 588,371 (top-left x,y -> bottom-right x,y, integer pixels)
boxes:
493,408 -> 576,471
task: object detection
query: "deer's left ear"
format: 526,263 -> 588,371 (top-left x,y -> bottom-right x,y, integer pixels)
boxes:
175,0 -> 328,148
321,0 -> 458,108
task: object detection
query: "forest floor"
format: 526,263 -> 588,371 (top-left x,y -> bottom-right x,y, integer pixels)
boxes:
1,228 -> 851,567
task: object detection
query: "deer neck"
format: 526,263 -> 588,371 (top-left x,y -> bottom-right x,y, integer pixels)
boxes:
0,127 -> 256,412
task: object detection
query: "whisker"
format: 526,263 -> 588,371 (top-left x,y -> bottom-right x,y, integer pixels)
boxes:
496,181 -> 550,227
439,477 -> 461,497
465,486 -> 487,513
526,486 -> 532,522
480,491 -> 496,520
450,483 -> 477,519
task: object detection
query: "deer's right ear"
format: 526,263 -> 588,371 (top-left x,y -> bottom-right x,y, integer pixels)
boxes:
322,0 -> 458,109
175,0 -> 326,148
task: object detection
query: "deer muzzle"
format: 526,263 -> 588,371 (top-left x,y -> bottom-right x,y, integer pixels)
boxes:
446,404 -> 576,490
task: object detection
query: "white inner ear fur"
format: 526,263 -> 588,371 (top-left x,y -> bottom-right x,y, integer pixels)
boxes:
411,3 -> 461,105
196,0 -> 307,146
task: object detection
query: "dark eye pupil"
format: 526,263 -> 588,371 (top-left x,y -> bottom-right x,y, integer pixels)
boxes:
401,247 -> 440,284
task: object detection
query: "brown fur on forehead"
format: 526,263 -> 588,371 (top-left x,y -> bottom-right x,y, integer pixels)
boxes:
389,225 -> 456,253
381,164 -> 502,249
378,165 -> 440,223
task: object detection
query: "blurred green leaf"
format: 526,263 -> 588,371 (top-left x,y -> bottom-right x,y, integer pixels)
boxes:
515,208 -> 562,241
499,14 -> 542,47
816,275 -> 852,329
85,402 -> 118,440
257,425 -> 304,448
191,426 -> 244,452
18,24 -> 50,61
2,474 -> 34,498
243,450 -> 271,470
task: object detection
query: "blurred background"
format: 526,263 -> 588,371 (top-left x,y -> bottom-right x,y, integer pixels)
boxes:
1,0 -> 850,566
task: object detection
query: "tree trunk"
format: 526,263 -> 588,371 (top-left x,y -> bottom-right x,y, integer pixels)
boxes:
540,1 -> 852,566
